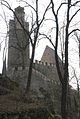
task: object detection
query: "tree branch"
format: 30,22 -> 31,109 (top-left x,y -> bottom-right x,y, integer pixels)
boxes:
69,8 -> 80,23
22,0 -> 36,12
57,2 -> 68,15
39,33 -> 55,48
51,0 -> 63,84
39,2 -> 51,26
70,1 -> 80,7
68,29 -> 80,36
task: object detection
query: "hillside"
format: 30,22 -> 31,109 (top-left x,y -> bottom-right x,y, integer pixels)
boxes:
0,74 -> 51,119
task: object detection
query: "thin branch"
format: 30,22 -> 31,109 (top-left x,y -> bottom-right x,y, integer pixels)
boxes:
74,31 -> 80,42
69,8 -> 80,23
39,2 -> 51,26
57,2 -> 68,15
36,0 -> 39,27
39,33 -> 55,48
69,75 -> 75,82
70,1 -> 80,7
51,0 -> 56,17
44,18 -> 56,22
70,20 -> 80,28
21,0 -> 36,12
0,0 -> 11,10
1,5 -> 8,29
68,29 -> 80,36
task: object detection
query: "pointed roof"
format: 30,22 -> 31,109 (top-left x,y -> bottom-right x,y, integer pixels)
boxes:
41,46 -> 55,64
41,46 -> 61,64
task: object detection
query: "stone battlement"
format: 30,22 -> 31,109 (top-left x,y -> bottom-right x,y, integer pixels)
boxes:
9,60 -> 56,71
11,66 -> 29,71
34,60 -> 55,67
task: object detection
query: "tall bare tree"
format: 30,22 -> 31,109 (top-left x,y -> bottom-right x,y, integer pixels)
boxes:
50,0 -> 80,119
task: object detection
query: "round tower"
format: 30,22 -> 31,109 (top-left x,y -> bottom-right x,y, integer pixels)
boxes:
8,6 -> 29,70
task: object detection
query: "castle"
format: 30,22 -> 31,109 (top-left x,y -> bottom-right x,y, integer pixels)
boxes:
1,6 -> 78,118
4,6 -> 62,113
6,6 -> 60,86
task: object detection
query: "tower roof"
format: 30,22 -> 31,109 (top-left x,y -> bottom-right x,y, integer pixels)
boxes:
41,46 -> 61,64
14,6 -> 25,21
15,6 -> 24,13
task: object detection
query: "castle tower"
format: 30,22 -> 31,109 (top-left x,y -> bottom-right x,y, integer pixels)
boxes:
8,6 -> 29,70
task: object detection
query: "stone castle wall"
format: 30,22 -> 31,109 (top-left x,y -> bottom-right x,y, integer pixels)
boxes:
7,59 -> 61,86
33,60 -> 60,82
7,59 -> 61,114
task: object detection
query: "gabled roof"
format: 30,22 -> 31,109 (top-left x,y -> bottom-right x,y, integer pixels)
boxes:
41,46 -> 56,64
41,45 -> 61,64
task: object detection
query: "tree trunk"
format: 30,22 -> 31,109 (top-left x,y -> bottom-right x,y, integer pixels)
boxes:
61,82 -> 68,119
25,45 -> 35,93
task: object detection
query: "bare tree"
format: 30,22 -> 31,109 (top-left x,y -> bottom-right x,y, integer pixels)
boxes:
50,0 -> 80,119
